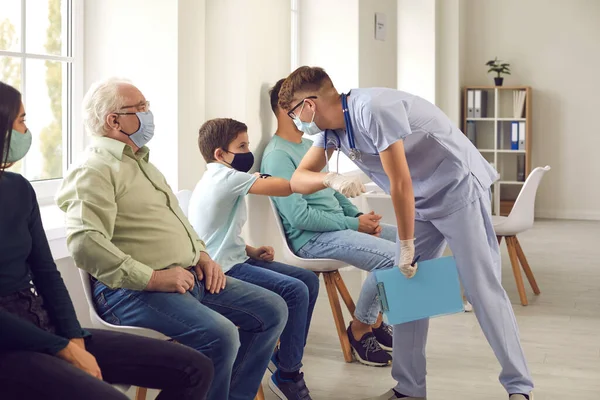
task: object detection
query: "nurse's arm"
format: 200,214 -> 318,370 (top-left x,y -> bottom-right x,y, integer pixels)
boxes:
380,140 -> 415,240
290,146 -> 335,194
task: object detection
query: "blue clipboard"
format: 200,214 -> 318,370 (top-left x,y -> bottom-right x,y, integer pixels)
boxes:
375,256 -> 464,325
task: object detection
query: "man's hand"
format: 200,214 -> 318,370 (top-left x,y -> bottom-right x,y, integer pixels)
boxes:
248,246 -> 275,262
371,225 -> 382,237
56,340 -> 103,380
145,267 -> 195,294
323,173 -> 365,198
358,211 -> 382,235
398,238 -> 417,278
195,252 -> 226,294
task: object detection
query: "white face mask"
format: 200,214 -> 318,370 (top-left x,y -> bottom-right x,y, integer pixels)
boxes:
293,102 -> 323,136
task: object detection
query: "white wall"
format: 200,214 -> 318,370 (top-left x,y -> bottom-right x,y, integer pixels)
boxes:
205,0 -> 291,250
434,0 -> 461,126
463,0 -> 600,219
397,0 -> 436,103
299,0 -> 359,93
358,0 -> 397,88
83,0 -> 180,186
177,0 -> 206,190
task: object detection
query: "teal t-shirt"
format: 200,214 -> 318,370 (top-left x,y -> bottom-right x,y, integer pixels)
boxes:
188,163 -> 258,272
261,135 -> 360,252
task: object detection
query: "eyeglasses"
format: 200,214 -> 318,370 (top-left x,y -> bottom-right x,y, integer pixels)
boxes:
287,96 -> 317,119
115,100 -> 150,115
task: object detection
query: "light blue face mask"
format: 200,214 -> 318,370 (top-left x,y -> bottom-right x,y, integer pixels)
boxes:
293,103 -> 323,136
5,129 -> 32,163
120,111 -> 155,148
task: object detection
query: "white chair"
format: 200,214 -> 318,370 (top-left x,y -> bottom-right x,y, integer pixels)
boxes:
79,269 -> 167,400
176,189 -> 193,217
493,165 -> 550,306
268,199 -> 357,363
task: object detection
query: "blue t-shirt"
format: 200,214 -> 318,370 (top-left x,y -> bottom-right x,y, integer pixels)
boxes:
313,88 -> 499,220
188,163 -> 258,272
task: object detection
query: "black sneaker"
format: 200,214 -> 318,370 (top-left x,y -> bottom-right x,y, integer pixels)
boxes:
372,322 -> 393,352
347,324 -> 392,367
268,371 -> 312,400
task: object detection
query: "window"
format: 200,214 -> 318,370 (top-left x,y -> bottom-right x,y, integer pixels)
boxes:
0,0 -> 82,200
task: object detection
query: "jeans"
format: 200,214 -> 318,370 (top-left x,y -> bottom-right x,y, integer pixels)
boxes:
0,329 -> 214,400
227,258 -> 319,373
297,224 -> 397,325
93,273 -> 287,400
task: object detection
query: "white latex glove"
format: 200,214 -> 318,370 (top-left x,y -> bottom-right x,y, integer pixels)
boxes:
323,172 -> 365,198
397,238 -> 417,278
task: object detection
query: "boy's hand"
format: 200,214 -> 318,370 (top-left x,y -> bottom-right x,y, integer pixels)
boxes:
249,246 -> 275,262
195,252 -> 226,294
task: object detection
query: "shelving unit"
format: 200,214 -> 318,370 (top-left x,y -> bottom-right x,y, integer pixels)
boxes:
462,86 -> 532,216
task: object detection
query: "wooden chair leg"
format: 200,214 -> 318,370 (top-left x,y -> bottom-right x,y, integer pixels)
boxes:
254,383 -> 265,400
135,387 -> 148,400
514,236 -> 541,295
322,272 -> 353,363
506,236 -> 528,306
331,270 -> 356,316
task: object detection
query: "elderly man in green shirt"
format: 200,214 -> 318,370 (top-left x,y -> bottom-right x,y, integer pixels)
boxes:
56,78 -> 287,400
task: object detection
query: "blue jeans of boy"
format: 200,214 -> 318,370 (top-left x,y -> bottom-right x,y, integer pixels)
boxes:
226,258 -> 319,373
297,224 -> 397,325
93,272 -> 287,400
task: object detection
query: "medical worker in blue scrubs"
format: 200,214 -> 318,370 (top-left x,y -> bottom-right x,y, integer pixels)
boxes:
278,66 -> 534,400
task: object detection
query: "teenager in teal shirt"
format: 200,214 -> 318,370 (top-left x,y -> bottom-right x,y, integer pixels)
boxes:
189,118 -> 317,400
261,79 -> 396,367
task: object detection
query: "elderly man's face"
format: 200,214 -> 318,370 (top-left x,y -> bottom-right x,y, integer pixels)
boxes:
114,84 -> 149,135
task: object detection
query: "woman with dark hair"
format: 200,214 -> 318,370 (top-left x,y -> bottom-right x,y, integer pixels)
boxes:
0,81 -> 214,400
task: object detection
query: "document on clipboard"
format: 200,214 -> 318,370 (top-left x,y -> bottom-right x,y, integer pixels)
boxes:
375,256 -> 464,325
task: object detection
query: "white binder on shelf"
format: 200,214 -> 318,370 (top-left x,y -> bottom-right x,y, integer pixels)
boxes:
511,122 -> 519,150
467,90 -> 474,118
518,121 -> 526,150
474,90 -> 487,118
513,90 -> 527,118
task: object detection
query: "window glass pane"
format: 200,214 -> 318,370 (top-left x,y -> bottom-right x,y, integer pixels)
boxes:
26,0 -> 67,56
0,55 -> 22,89
0,0 -> 22,52
23,58 -> 64,180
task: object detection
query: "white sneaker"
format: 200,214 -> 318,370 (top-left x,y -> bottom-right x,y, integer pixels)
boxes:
464,301 -> 473,312
364,389 -> 426,400
509,393 -> 534,400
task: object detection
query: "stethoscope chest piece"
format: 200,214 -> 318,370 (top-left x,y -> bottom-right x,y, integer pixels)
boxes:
348,148 -> 361,161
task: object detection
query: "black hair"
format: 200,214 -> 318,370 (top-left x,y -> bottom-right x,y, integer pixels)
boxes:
269,78 -> 285,114
0,81 -> 22,176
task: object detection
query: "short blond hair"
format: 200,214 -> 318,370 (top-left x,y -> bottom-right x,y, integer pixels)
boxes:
278,66 -> 333,110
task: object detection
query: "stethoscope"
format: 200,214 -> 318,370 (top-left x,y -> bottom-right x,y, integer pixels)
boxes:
324,92 -> 361,172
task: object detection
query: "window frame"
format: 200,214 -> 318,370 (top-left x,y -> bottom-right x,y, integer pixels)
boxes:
0,0 -> 84,205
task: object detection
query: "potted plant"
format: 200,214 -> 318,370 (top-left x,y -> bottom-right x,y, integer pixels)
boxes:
486,57 -> 511,86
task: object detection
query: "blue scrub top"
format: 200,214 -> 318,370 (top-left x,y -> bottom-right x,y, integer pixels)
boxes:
313,88 -> 499,221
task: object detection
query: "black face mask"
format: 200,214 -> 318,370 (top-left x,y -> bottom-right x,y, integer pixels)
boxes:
224,150 -> 254,173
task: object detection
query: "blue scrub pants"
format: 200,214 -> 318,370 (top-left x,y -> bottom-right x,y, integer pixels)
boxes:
391,193 -> 534,397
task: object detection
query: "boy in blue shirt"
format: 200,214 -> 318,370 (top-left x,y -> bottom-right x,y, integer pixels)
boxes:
189,118 -> 317,400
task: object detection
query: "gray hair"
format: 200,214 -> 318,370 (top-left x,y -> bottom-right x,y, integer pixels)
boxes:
82,77 -> 131,136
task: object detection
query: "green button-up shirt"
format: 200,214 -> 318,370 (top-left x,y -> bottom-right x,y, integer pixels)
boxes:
56,137 -> 206,290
